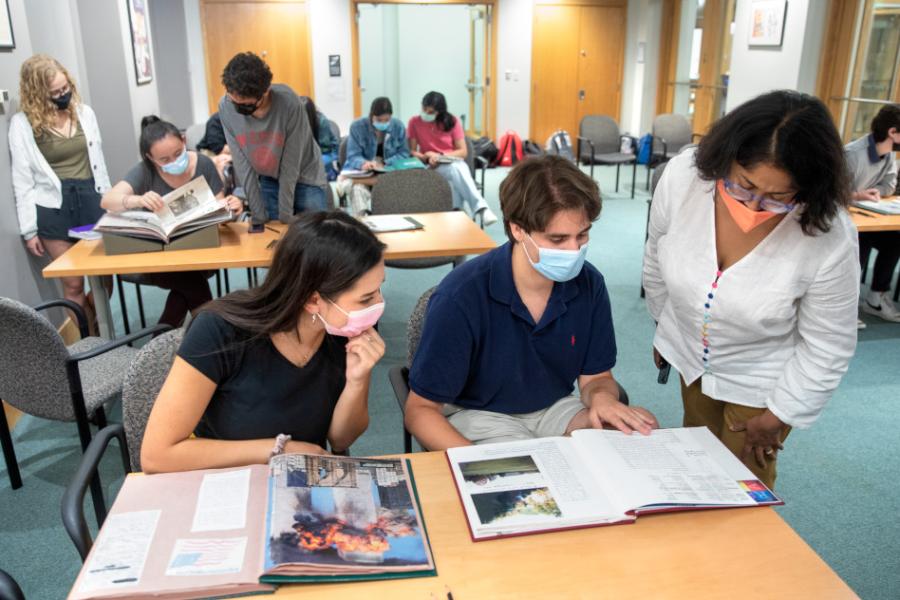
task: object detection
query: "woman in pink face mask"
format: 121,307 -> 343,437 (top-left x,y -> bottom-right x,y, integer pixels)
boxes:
142,211 -> 386,474
643,90 -> 859,490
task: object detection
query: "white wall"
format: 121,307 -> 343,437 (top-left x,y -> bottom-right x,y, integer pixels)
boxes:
496,0 -> 532,136
621,0 -> 663,136
24,0 -> 90,104
149,0 -> 194,128
184,0 -> 210,125
308,0 -> 355,133
726,0 -> 828,112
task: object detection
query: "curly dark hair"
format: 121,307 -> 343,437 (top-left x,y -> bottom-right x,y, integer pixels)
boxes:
694,90 -> 849,235
221,52 -> 272,99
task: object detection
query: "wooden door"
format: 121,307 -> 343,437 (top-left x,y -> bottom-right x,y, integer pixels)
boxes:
530,2 -> 626,145
200,1 -> 313,115
576,5 -> 625,128
530,4 -> 580,145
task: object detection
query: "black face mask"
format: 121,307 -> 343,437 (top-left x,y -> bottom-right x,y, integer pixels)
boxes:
51,91 -> 72,110
232,98 -> 260,116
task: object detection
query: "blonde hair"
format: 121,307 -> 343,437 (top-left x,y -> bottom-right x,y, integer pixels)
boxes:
19,54 -> 81,135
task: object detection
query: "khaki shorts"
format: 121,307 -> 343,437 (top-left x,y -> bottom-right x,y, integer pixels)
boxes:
441,396 -> 585,445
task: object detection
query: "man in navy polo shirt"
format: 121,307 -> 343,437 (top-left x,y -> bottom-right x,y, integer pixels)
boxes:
405,155 -> 658,450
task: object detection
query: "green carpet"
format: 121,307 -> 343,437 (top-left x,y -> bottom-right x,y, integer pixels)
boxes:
1,165 -> 897,599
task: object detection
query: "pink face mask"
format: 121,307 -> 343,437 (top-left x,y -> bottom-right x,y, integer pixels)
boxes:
319,300 -> 385,337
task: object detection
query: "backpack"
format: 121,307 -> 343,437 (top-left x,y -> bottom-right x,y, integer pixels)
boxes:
494,130 -> 524,167
471,136 -> 499,166
636,133 -> 653,165
545,130 -> 575,163
523,140 -> 545,157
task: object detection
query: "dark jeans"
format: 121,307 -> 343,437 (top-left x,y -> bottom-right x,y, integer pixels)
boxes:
259,175 -> 327,221
860,232 -> 900,292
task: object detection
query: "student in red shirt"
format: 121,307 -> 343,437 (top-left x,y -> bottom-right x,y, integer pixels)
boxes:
407,91 -> 498,226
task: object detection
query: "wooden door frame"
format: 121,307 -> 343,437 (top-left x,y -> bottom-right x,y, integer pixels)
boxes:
349,0 -> 499,140
656,0 -> 681,115
199,0 -> 316,115
529,0 -> 628,141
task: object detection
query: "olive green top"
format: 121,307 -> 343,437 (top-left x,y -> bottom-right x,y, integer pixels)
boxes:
35,120 -> 92,180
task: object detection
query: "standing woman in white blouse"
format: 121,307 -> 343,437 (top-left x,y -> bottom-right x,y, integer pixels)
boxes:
643,90 -> 859,489
8,55 -> 111,327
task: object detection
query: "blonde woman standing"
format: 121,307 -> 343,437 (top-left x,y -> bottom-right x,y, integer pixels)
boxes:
8,54 -> 111,323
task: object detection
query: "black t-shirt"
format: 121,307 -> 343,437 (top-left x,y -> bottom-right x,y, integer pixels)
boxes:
176,311 -> 348,447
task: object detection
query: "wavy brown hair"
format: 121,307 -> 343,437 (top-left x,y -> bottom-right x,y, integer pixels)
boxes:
19,54 -> 81,135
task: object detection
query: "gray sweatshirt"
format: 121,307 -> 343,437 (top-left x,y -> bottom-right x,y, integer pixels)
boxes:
844,134 -> 898,197
219,84 -> 326,224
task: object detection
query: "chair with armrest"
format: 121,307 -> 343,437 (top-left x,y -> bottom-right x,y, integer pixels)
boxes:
577,115 -> 638,198
464,137 -> 488,228
646,114 -> 701,189
0,296 -> 167,524
0,568 -> 25,600
388,288 -> 630,453
370,170 -> 465,270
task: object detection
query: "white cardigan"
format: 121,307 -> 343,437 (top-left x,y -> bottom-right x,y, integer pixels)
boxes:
642,149 -> 859,429
8,104 -> 111,239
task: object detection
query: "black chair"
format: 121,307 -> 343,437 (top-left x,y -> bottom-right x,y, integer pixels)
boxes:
0,568 -> 25,600
464,137 -> 488,195
577,115 -> 638,198
388,288 -> 631,453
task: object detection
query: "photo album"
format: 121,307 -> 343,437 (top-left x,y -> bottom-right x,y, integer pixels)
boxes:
68,455 -> 435,600
446,427 -> 782,541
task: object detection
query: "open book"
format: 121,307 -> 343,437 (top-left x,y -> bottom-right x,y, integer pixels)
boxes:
340,157 -> 426,179
94,176 -> 232,244
852,199 -> 900,215
361,215 -> 424,233
68,454 -> 435,600
446,427 -> 781,541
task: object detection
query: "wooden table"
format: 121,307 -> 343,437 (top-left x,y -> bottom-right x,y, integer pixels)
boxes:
43,212 -> 495,338
850,197 -> 900,232
273,451 -> 856,599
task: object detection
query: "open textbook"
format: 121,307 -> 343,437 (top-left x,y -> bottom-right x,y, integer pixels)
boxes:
852,199 -> 900,215
340,157 -> 426,178
68,455 -> 435,600
94,176 -> 232,244
446,427 -> 782,541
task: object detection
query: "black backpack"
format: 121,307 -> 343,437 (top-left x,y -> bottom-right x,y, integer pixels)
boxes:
523,140 -> 545,157
471,136 -> 499,167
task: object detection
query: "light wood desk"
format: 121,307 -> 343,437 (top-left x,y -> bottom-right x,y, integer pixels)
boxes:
850,196 -> 900,232
274,451 -> 856,599
43,212 -> 495,338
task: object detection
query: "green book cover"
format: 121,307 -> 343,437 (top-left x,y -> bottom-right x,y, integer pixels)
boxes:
383,157 -> 426,171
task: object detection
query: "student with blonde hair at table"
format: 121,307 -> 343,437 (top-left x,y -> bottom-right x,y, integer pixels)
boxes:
643,90 -> 859,489
8,54 -> 110,329
141,211 -> 387,473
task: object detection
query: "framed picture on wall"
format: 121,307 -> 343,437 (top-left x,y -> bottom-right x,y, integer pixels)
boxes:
748,0 -> 787,47
126,0 -> 153,84
0,0 -> 15,50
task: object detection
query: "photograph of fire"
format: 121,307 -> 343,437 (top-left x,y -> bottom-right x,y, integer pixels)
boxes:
266,455 -> 431,570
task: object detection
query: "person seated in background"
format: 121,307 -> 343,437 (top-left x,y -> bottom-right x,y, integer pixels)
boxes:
338,96 -> 411,216
300,96 -> 340,181
9,54 -> 112,331
644,90 -> 859,489
140,211 -> 386,473
407,90 -> 498,226
101,116 -> 243,328
846,103 -> 900,324
218,52 -> 327,225
195,112 -> 232,183
404,156 -> 657,450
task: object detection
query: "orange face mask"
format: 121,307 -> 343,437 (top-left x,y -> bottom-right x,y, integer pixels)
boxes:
717,179 -> 779,233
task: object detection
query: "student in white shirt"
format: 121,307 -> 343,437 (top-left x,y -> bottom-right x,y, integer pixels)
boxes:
8,55 -> 111,329
643,90 -> 859,489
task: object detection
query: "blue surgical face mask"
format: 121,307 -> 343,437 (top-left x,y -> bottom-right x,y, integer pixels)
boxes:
372,119 -> 390,132
420,111 -> 436,123
523,234 -> 588,282
160,148 -> 190,175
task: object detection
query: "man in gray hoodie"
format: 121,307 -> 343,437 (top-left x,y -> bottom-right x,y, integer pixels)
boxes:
218,52 -> 327,226
846,104 -> 900,323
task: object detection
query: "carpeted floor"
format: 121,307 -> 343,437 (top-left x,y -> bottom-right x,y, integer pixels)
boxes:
1,164 -> 897,599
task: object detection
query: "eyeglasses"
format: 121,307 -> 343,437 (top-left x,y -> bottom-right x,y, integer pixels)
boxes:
49,84 -> 71,100
722,178 -> 796,214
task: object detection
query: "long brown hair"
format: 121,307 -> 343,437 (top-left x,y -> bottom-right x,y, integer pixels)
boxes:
19,54 -> 81,135
199,211 -> 385,339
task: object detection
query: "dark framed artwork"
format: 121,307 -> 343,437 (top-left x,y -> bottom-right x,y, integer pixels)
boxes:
126,0 -> 153,84
0,0 -> 15,50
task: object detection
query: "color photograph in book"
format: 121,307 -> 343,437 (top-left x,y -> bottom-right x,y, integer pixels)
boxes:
265,455 -> 432,572
461,456 -> 563,527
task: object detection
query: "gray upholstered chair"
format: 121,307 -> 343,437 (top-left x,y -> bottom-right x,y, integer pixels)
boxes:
337,136 -> 349,171
388,287 -> 631,453
370,169 -> 465,270
327,119 -> 341,142
0,297 -> 166,523
646,114 -> 700,189
577,115 -> 638,198
464,137 -> 488,195
62,328 -> 184,560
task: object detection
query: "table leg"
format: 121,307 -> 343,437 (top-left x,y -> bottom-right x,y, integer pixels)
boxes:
88,275 -> 115,339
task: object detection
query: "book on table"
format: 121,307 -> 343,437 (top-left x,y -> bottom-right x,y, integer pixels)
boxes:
361,215 -> 425,233
340,157 -> 426,178
68,454 -> 435,600
446,426 -> 782,541
852,199 -> 900,215
94,176 -> 232,244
